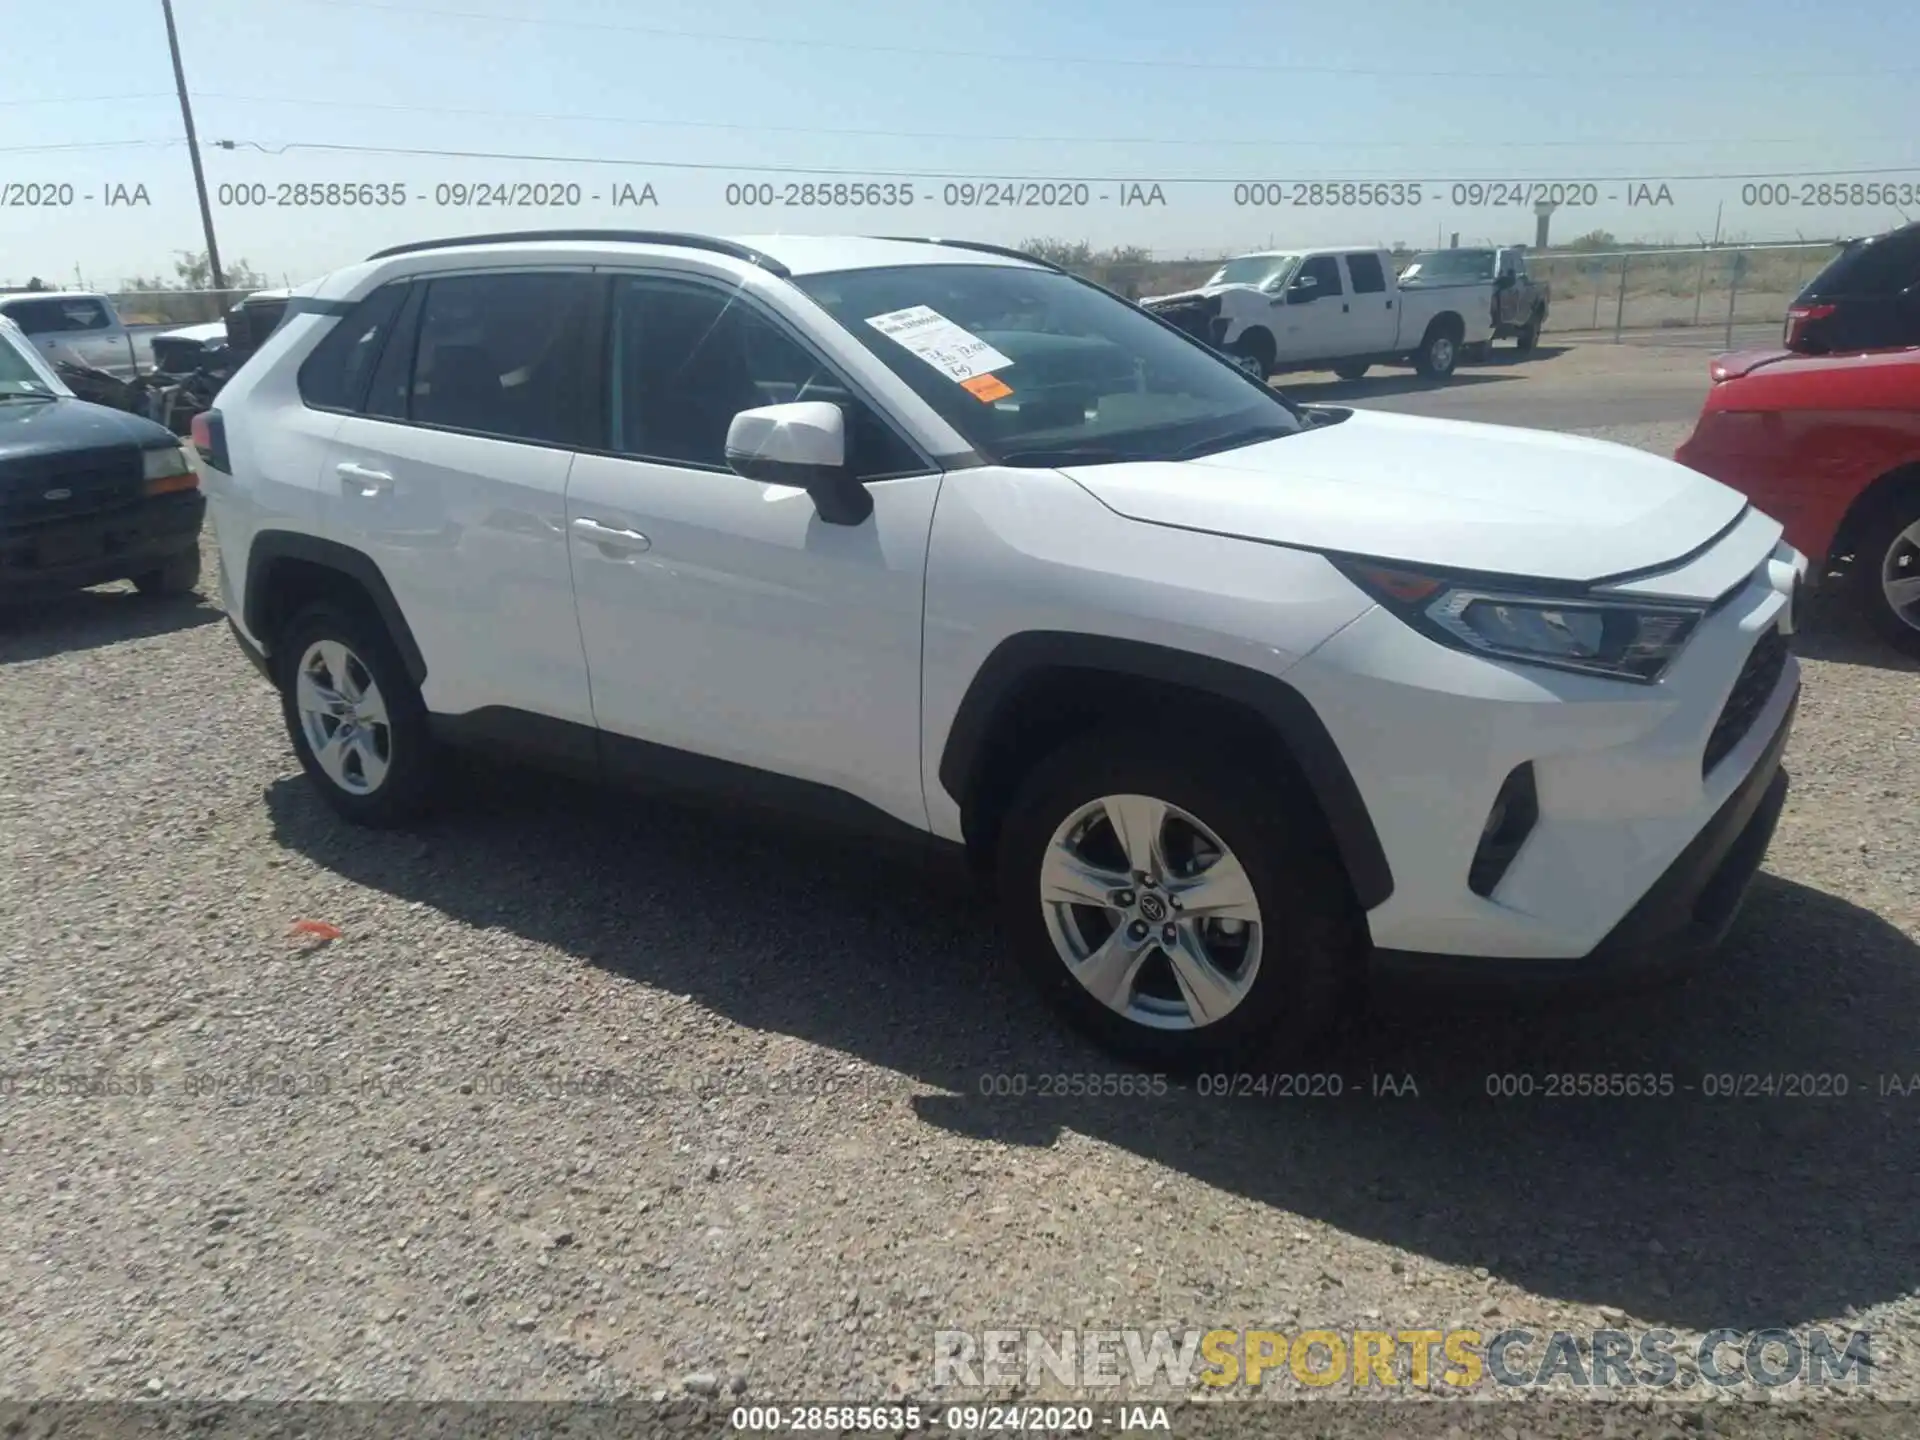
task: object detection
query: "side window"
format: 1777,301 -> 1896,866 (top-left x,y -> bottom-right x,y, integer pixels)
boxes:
1831,230 -> 1920,295
1297,254 -> 1345,296
363,285 -> 425,419
3,298 -> 81,333
297,283 -> 409,412
62,299 -> 111,331
607,274 -> 922,478
1345,253 -> 1387,294
410,272 -> 600,445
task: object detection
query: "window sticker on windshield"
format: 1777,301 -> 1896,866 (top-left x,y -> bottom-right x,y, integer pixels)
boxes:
960,373 -> 1012,403
864,305 -> 1013,383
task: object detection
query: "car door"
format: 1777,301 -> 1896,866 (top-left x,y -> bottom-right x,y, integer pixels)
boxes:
1341,252 -> 1397,353
564,270 -> 940,831
321,268 -> 599,727
1270,254 -> 1349,365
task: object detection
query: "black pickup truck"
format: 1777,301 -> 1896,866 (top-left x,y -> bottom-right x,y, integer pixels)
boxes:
0,314 -> 204,599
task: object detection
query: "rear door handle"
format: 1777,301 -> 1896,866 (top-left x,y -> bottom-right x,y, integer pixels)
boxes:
335,462 -> 394,496
571,516 -> 652,555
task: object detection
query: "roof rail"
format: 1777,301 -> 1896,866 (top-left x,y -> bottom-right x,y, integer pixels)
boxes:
874,237 -> 1061,271
364,230 -> 791,277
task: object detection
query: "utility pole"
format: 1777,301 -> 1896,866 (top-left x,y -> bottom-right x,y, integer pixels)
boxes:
161,0 -> 226,293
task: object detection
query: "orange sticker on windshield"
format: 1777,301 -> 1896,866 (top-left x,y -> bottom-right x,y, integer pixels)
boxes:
961,373 -> 1013,403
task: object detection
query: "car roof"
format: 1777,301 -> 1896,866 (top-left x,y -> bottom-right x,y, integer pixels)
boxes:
0,289 -> 109,305
728,235 -> 1044,276
358,232 -> 1051,279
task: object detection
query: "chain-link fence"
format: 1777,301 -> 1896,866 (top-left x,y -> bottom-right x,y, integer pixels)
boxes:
1527,242 -> 1841,341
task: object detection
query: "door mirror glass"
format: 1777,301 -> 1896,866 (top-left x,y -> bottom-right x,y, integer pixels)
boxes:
725,401 -> 871,525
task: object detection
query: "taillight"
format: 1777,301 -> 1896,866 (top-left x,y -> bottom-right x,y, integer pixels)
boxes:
191,407 -> 230,473
1783,302 -> 1835,349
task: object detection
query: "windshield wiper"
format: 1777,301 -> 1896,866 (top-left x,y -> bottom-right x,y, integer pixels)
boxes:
0,390 -> 57,403
998,446 -> 1129,468
1172,423 -> 1298,460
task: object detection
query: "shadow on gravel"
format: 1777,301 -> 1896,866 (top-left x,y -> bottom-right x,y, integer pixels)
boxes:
1791,590 -> 1920,673
0,587 -> 223,665
266,765 -> 1920,1335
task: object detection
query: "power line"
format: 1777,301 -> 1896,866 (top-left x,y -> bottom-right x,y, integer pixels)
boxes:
286,0 -> 1920,80
0,93 -> 175,108
210,138 -> 1920,186
0,139 -> 183,154
189,92 -> 1916,153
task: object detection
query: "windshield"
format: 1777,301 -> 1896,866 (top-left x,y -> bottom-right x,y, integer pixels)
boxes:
0,323 -> 66,398
1400,249 -> 1497,283
1205,254 -> 1300,289
798,263 -> 1302,465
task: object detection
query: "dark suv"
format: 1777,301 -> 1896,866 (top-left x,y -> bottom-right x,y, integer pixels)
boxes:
1785,222 -> 1920,354
0,316 -> 204,600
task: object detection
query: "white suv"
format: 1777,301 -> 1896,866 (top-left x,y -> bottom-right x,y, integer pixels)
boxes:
198,230 -> 1804,1065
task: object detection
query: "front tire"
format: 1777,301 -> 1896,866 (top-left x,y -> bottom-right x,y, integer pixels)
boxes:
1859,496 -> 1920,658
1230,328 -> 1276,381
994,729 -> 1358,1068
277,598 -> 439,826
132,548 -> 201,598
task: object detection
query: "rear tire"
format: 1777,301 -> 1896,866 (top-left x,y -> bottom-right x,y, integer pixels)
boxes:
994,728 -> 1358,1069
1413,322 -> 1461,379
132,548 -> 201,598
1857,494 -> 1920,658
1516,309 -> 1543,352
1230,328 -> 1277,381
1332,362 -> 1370,381
277,598 -> 439,827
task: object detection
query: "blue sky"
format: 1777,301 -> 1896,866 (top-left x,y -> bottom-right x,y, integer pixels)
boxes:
4,0 -> 1916,289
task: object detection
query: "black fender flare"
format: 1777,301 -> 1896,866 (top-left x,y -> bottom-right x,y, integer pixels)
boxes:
937,632 -> 1394,910
243,530 -> 428,686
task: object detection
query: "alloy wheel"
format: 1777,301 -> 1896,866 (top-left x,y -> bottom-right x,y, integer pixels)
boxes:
1038,793 -> 1264,1031
1881,518 -> 1920,632
295,640 -> 393,794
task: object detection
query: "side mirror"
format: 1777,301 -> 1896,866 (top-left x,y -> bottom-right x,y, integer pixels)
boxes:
725,401 -> 872,526
1288,276 -> 1319,303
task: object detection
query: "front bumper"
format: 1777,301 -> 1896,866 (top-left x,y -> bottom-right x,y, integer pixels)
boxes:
1373,687 -> 1795,987
0,491 -> 205,595
1283,529 -> 1801,966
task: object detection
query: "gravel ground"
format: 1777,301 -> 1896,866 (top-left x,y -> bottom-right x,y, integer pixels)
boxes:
2,389 -> 1918,1436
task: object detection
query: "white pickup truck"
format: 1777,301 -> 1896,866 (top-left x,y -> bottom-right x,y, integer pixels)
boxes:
1141,247 -> 1494,382
0,289 -> 139,380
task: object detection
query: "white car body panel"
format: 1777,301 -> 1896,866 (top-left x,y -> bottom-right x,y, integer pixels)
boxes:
206,231 -> 1801,979
1061,409 -> 1751,582
567,454 -> 941,830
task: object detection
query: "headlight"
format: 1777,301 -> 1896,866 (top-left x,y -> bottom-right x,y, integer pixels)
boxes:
142,444 -> 199,494
1339,561 -> 1706,683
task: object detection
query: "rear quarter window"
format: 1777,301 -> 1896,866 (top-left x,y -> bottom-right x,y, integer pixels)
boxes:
1800,228 -> 1920,299
296,284 -> 410,412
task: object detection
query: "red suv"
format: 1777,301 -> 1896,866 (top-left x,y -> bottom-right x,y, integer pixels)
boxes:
1676,345 -> 1920,655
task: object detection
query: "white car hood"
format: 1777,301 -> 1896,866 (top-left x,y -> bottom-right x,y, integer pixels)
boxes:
1059,408 -> 1750,583
1143,282 -> 1256,305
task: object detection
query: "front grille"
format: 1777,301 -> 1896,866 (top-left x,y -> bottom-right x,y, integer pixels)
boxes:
1703,628 -> 1790,777
1144,294 -> 1221,346
0,447 -> 144,532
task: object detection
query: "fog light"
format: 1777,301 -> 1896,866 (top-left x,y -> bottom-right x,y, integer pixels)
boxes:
1469,763 -> 1539,898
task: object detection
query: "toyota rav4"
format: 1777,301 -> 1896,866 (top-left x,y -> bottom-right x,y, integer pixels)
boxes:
198,230 -> 1804,1065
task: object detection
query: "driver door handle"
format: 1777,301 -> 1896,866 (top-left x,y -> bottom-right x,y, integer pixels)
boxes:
335,462 -> 393,496
572,516 -> 652,555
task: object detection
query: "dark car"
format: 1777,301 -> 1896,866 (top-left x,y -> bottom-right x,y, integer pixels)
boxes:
0,316 -> 204,600
1784,222 -> 1920,354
